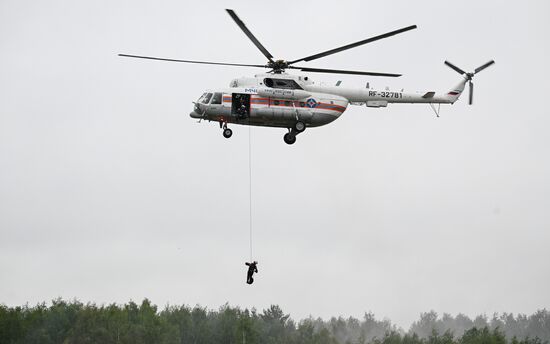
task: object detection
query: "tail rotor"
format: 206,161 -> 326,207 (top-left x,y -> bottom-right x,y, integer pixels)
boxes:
444,60 -> 495,105
469,79 -> 474,105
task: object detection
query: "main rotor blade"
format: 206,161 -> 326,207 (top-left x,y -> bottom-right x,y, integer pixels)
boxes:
444,60 -> 467,75
469,80 -> 474,105
475,60 -> 495,74
226,9 -> 274,62
288,65 -> 401,77
118,54 -> 266,68
288,25 -> 417,64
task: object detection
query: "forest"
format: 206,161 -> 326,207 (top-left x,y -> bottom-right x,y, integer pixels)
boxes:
0,299 -> 548,344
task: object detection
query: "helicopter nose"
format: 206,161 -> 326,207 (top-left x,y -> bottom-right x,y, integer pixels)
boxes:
189,110 -> 202,118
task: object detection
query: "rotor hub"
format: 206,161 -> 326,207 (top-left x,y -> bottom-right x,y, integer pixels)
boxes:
267,59 -> 289,73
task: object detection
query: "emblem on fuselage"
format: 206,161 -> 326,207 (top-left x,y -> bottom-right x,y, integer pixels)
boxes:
306,98 -> 318,108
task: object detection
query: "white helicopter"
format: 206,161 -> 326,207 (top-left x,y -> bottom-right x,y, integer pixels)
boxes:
120,9 -> 494,145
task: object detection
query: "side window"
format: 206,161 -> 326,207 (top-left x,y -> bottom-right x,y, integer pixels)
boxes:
211,92 -> 222,104
299,102 -> 305,107
284,101 -> 292,106
273,100 -> 280,105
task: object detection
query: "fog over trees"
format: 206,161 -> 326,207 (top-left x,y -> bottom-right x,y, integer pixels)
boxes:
0,299 -> 548,344
409,310 -> 550,341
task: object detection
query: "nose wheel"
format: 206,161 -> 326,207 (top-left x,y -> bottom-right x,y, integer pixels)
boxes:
223,128 -> 233,138
220,121 -> 233,139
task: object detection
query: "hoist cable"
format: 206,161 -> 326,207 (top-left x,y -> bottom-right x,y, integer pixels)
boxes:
248,123 -> 253,262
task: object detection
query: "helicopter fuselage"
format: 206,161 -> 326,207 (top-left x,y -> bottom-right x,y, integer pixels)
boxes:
190,85 -> 349,129
189,72 -> 464,131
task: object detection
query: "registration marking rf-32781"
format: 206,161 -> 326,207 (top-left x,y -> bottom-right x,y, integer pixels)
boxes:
368,91 -> 403,98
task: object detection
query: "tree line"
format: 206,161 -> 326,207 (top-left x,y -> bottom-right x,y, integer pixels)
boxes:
0,299 -> 548,344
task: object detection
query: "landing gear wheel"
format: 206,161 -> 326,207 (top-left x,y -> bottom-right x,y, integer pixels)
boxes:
223,128 -> 233,138
283,133 -> 296,145
294,121 -> 306,133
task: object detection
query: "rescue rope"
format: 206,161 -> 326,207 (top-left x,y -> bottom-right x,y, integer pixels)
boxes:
248,124 -> 253,262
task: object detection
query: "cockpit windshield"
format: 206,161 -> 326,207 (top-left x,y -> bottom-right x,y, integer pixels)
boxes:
198,92 -> 213,104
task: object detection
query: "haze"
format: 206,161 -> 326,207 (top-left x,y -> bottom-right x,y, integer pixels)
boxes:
1,0 -> 549,329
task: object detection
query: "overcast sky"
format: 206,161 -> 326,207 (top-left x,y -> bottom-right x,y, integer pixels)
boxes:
1,0 -> 549,329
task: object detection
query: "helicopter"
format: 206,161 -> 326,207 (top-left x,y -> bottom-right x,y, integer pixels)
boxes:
119,9 -> 494,145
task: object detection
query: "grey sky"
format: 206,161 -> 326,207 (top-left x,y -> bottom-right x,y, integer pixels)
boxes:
1,0 -> 549,329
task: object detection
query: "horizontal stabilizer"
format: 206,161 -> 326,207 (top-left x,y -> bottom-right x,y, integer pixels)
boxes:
422,91 -> 435,99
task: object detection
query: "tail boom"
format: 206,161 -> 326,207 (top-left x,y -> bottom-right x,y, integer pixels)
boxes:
305,76 -> 468,106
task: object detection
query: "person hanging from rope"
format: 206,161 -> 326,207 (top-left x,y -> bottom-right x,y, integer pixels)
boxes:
245,261 -> 258,284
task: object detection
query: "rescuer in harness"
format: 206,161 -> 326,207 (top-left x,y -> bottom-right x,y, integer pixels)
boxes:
237,103 -> 248,119
245,261 -> 258,284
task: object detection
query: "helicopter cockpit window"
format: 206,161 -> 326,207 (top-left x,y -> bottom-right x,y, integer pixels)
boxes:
211,92 -> 222,104
199,93 -> 213,104
263,78 -> 303,90
197,93 -> 208,103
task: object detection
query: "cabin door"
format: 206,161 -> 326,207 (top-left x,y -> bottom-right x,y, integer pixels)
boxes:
231,93 -> 251,119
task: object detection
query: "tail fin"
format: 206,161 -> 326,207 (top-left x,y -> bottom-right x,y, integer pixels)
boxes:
443,76 -> 468,104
